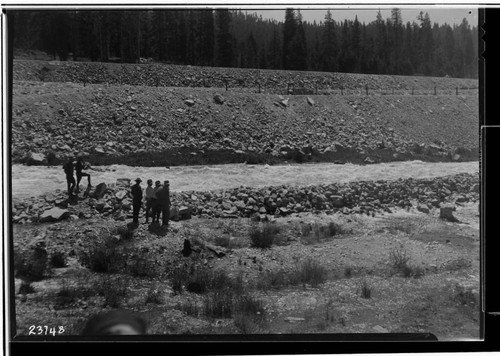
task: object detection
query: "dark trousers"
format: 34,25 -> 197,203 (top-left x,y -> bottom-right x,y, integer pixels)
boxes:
66,175 -> 76,195
132,203 -> 141,223
162,205 -> 170,226
145,199 -> 153,222
152,203 -> 161,223
76,172 -> 91,191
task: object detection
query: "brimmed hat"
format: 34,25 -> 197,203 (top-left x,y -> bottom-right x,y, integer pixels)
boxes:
135,178 -> 142,182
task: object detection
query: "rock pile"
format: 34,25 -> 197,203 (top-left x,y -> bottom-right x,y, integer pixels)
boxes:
11,173 -> 479,224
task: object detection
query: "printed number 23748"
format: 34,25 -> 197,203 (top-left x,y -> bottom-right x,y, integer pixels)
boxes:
28,325 -> 65,336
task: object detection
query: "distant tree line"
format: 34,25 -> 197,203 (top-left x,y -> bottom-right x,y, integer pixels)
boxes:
10,8 -> 478,78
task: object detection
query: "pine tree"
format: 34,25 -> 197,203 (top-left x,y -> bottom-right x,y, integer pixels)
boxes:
322,10 -> 337,72
215,9 -> 234,67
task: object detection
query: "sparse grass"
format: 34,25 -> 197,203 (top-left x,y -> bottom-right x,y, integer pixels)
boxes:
127,253 -> 157,278
55,279 -> 95,308
453,283 -> 477,306
213,235 -> 231,248
115,225 -> 135,240
171,264 -> 242,295
300,221 -> 345,245
249,223 -> 280,248
178,299 -> 201,317
94,276 -> 129,308
256,270 -> 288,290
443,257 -> 472,271
386,219 -> 415,234
203,291 -> 234,318
145,287 -> 163,305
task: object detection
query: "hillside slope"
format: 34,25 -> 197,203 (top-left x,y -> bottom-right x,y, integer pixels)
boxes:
12,79 -> 478,166
13,59 -> 479,94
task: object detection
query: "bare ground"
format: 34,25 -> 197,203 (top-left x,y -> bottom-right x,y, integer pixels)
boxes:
12,201 -> 479,340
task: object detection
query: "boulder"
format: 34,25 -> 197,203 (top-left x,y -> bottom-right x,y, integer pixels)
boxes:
115,190 -> 128,201
307,97 -> 315,106
329,195 -> 345,208
116,178 -> 131,188
185,99 -> 195,107
213,94 -> 224,105
26,152 -> 46,165
93,183 -> 107,199
179,206 -> 192,220
39,207 -> 70,223
440,204 -> 459,222
417,204 -> 430,214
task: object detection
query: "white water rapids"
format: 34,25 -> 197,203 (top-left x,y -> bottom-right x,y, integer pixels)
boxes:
10,161 -> 479,200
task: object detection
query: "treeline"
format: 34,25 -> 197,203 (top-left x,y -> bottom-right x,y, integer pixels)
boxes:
10,9 -> 478,78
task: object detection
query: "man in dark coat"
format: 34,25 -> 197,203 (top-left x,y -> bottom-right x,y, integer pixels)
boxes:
158,180 -> 171,226
131,178 -> 143,224
75,155 -> 91,193
63,157 -> 76,196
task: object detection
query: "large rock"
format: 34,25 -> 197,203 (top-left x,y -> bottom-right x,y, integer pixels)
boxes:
92,183 -> 107,199
26,152 -> 46,165
115,190 -> 128,201
179,206 -> 192,220
116,178 -> 131,188
213,94 -> 224,105
329,195 -> 345,208
39,207 -> 70,223
440,204 -> 459,222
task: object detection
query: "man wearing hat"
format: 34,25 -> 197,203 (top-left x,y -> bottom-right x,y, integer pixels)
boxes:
131,178 -> 143,224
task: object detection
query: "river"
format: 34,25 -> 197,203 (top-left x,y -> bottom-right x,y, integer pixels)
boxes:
10,161 -> 479,200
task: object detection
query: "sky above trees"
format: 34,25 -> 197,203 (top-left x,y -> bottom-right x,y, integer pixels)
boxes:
252,8 -> 478,26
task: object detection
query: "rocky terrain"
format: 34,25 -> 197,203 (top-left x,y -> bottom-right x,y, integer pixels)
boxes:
10,59 -> 480,340
12,60 -> 478,167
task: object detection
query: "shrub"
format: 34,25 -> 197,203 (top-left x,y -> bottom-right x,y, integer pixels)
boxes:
79,238 -> 124,273
178,300 -> 201,317
344,266 -> 353,278
50,251 -> 66,268
249,223 -> 280,248
170,266 -> 189,295
390,247 -> 411,273
128,254 -> 156,278
359,280 -> 372,299
203,291 -> 234,318
14,247 -> 48,282
290,258 -> 327,287
18,282 -> 35,295
116,225 -> 135,240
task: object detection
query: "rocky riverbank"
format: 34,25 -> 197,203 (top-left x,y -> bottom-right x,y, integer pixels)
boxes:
12,172 -> 478,225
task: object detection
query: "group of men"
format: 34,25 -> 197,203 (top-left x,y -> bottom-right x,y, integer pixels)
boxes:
63,155 -> 92,196
131,178 -> 171,226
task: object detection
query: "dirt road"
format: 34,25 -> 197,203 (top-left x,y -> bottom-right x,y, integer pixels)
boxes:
11,160 -> 479,199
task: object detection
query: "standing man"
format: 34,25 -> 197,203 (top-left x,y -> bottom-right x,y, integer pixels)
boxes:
161,180 -> 171,226
131,178 -> 143,224
75,155 -> 92,193
151,180 -> 162,223
63,157 -> 76,196
144,179 -> 154,223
